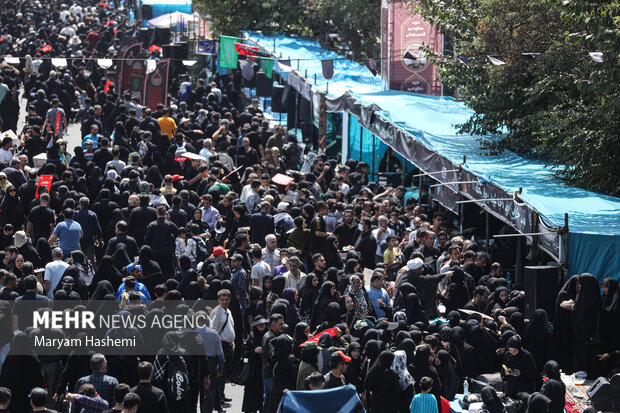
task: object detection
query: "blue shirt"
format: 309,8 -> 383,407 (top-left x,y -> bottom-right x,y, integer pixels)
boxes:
73,208 -> 103,245
365,286 -> 390,319
53,219 -> 83,255
409,393 -> 437,413
115,281 -> 151,304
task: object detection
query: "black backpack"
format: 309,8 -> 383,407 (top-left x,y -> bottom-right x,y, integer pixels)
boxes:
192,236 -> 209,263
165,355 -> 189,402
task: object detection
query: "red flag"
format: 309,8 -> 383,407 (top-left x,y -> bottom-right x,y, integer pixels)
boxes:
148,44 -> 162,52
299,327 -> 339,347
54,110 -> 62,136
39,45 -> 52,53
36,175 -> 54,198
234,42 -> 270,60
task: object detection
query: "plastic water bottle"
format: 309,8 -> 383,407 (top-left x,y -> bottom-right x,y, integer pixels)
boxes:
463,379 -> 469,395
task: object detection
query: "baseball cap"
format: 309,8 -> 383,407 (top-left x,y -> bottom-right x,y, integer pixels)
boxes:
331,350 -> 351,364
213,246 -> 228,257
126,263 -> 142,274
277,202 -> 289,212
301,341 -> 322,351
62,276 -> 74,284
230,253 -> 244,262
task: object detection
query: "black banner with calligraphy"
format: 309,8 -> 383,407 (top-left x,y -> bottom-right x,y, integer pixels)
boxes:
143,59 -> 170,110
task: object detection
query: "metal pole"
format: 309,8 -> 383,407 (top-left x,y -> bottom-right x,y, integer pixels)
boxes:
485,211 -> 490,252
563,213 -> 569,269
371,138 -> 376,181
493,232 -> 557,238
419,174 -> 423,206
456,197 -> 515,204
411,169 -> 460,178
359,124 -> 363,161
430,180 -> 479,188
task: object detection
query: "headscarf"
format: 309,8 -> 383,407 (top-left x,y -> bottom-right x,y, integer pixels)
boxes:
397,338 -> 416,365
91,255 -> 123,293
601,277 -> 620,313
282,288 -> 302,326
481,386 -> 506,413
365,350 -> 395,392
436,349 -> 459,400
71,250 -> 94,286
390,349 -> 414,390
527,393 -> 552,413
0,173 -> 11,191
347,275 -> 368,314
571,273 -> 601,342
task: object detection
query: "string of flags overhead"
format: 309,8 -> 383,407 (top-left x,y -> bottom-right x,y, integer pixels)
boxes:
0,34 -> 605,82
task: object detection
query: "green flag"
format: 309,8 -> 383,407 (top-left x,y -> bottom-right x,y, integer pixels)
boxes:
219,35 -> 238,69
259,58 -> 274,79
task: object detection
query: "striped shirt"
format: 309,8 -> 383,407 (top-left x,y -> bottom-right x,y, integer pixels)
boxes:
409,393 -> 437,413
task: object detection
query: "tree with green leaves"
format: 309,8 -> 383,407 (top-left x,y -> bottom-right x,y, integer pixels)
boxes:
194,0 -> 380,60
414,0 -> 620,196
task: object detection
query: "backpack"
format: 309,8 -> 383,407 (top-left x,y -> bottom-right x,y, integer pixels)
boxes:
192,236 -> 209,263
165,355 -> 189,402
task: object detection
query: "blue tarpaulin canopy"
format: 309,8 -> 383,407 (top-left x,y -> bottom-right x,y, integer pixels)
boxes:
141,0 -> 192,19
277,384 -> 365,413
245,32 -> 620,279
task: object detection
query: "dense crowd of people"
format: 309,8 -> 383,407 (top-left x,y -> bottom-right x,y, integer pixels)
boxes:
0,0 -> 618,413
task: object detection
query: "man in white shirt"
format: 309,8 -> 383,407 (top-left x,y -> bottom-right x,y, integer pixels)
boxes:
282,256 -> 307,291
0,138 -> 13,165
209,289 -> 235,402
251,247 -> 271,288
262,234 -> 280,273
372,215 -> 394,263
44,247 -> 70,298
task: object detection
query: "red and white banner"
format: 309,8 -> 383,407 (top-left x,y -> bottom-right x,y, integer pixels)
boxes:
381,0 -> 443,95
36,175 -> 54,198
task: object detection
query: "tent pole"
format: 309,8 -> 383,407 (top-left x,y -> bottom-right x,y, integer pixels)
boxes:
359,125 -> 363,161
371,137 -> 375,181
485,211 -> 490,252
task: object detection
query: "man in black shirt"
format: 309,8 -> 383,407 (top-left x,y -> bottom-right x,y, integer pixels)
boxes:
130,362 -> 168,413
464,285 -> 491,313
310,201 -> 330,254
324,351 -> 350,389
333,209 -> 357,249
144,206 -> 178,277
26,193 -> 55,243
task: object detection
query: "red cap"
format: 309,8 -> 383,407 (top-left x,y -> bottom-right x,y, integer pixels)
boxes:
172,174 -> 184,182
213,246 -> 228,257
335,350 -> 351,363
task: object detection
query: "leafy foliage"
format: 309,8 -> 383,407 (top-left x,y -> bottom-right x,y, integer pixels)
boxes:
414,0 -> 620,196
194,0 -> 381,60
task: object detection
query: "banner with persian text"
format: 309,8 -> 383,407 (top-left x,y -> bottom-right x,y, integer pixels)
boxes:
381,0 -> 442,95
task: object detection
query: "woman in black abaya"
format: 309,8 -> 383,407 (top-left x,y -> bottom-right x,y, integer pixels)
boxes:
404,292 -> 429,326
138,245 -> 162,277
265,335 -> 298,413
467,324 -> 501,374
554,274 -> 580,373
541,360 -> 565,413
502,335 -> 539,398
598,278 -> 620,360
523,309 -> 554,373
436,349 -> 459,401
413,345 -> 442,407
241,317 -> 268,413
90,255 -> 124,294
322,236 -> 343,269
310,281 -> 337,331
0,333 -> 45,413
571,273 -> 601,377
365,350 -> 400,413
298,273 -> 319,320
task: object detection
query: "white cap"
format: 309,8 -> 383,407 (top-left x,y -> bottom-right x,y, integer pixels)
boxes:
407,258 -> 424,271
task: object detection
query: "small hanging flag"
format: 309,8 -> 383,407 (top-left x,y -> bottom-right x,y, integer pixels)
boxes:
322,59 -> 334,79
457,56 -> 469,67
146,59 -> 156,74
239,59 -> 255,81
182,60 -> 197,67
97,58 -> 113,69
364,58 -> 377,76
521,53 -> 540,59
487,56 -> 505,65
277,60 -> 292,72
38,44 -> 52,53
588,51 -> 603,63
51,58 -> 68,68
259,58 -> 274,79
147,44 -> 162,53
219,35 -> 239,69
3,57 -> 20,65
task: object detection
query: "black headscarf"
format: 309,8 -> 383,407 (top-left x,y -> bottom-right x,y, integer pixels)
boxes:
481,386 -> 506,413
397,338 -> 416,365
436,349 -> 459,400
322,236 -> 343,269
541,360 -> 565,413
365,350 -> 395,391
90,255 -> 123,293
412,345 -> 442,397
571,273 -> 601,342
599,277 -> 620,350
527,393 -> 552,413
404,292 -> 428,326
36,237 -> 53,264
523,309 -> 553,371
